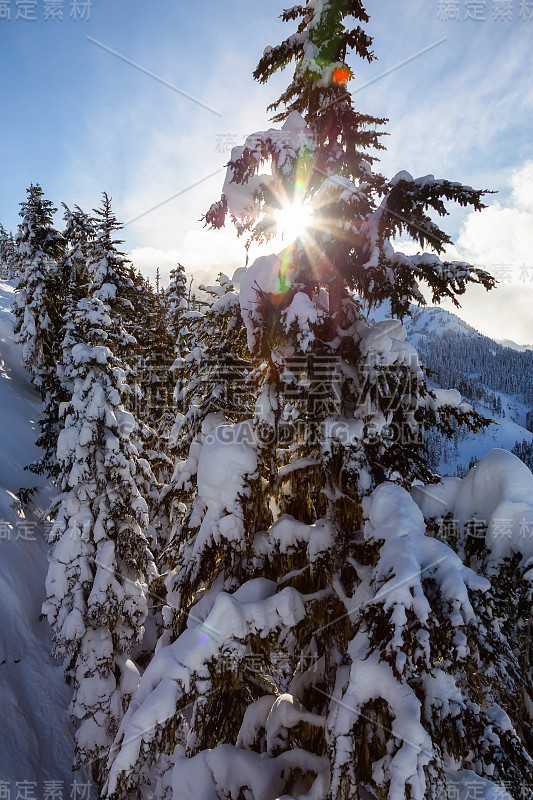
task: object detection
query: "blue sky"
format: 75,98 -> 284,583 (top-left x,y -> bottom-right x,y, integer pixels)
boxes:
1,0 -> 532,341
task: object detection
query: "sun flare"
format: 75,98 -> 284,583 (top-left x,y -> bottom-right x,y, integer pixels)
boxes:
275,200 -> 313,243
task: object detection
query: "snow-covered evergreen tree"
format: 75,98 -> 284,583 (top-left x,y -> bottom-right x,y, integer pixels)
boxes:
132,269 -> 176,440
103,4 -> 530,800
0,225 -> 19,278
30,204 -> 96,478
42,201 -> 157,782
165,263 -> 188,342
13,183 -> 64,392
125,269 -> 177,567
60,204 -> 94,304
0,224 -> 8,277
89,193 -> 138,371
414,448 -> 533,770
13,184 -> 68,477
512,439 -> 533,472
157,272 -> 253,588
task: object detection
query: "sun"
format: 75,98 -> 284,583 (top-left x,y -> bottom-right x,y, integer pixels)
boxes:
275,200 -> 313,243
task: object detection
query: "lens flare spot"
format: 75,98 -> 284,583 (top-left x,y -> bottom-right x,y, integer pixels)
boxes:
199,622 -> 215,646
331,66 -> 351,86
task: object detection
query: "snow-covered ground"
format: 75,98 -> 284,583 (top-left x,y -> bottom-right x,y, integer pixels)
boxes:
0,282 -> 81,790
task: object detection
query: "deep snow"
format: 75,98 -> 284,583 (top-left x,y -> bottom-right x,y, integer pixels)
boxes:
0,282 -> 84,789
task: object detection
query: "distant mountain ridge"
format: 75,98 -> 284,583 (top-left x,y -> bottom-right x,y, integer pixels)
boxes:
496,339 -> 533,352
404,305 -> 533,407
395,304 -> 533,475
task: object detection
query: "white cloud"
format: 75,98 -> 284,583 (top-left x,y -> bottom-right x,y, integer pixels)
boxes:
433,161 -> 533,344
130,226 -> 247,287
455,163 -> 533,264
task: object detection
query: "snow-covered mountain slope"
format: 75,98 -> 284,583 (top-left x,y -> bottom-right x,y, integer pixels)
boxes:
0,282 -> 78,786
371,302 -> 533,475
497,339 -> 533,352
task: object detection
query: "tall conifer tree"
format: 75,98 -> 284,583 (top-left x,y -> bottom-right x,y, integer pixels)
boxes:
43,197 -> 157,780
104,5 -> 531,800
13,184 -> 66,477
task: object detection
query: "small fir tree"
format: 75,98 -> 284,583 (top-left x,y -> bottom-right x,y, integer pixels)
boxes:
13,183 -> 64,391
165,263 -> 189,342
